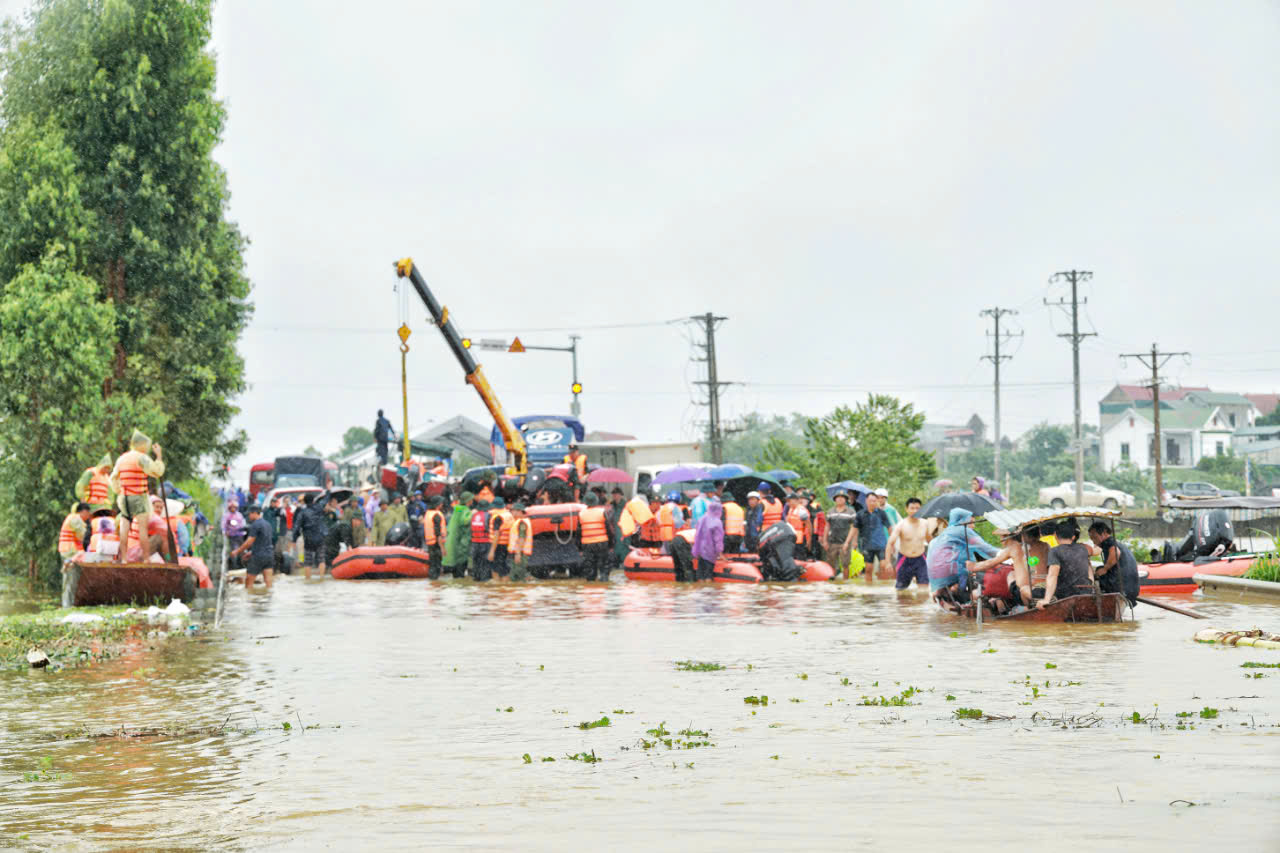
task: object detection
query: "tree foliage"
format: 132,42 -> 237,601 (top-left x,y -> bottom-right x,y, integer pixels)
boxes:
758,396 -> 937,500
716,412 -> 805,467
338,426 -> 375,458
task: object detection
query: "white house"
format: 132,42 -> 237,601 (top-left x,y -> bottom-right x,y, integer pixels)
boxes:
1100,402 -> 1235,470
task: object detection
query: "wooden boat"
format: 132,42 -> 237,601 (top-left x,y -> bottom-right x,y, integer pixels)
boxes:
1139,554 -> 1257,594
938,591 -> 1131,623
331,545 -> 432,579
62,557 -> 203,607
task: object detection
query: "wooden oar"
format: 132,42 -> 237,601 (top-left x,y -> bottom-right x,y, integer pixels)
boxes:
1136,596 -> 1208,619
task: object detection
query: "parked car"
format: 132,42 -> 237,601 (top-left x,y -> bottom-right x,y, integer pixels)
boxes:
1162,481 -> 1241,502
1037,481 -> 1135,509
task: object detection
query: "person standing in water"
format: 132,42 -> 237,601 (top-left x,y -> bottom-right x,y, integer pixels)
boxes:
886,497 -> 930,589
233,504 -> 275,593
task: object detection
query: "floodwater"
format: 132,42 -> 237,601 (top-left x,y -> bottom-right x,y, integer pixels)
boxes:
2,577 -> 1278,852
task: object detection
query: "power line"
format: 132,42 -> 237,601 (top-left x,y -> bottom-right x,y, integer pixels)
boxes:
1046,269 -> 1095,506
980,306 -> 1021,483
1119,343 -> 1191,521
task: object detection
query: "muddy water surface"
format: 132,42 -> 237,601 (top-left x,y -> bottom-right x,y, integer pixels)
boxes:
2,578 -> 1278,851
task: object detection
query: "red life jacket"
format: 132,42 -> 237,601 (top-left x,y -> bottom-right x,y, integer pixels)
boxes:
470,510 -> 491,544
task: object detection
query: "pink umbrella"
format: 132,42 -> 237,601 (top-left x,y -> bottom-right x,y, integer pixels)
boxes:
587,467 -> 631,484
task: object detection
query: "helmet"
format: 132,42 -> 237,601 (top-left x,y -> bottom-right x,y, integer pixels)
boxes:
666,491 -> 680,503
385,522 -> 412,546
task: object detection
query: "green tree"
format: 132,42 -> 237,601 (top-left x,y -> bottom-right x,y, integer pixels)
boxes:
760,396 -> 937,500
337,426 -> 375,458
717,412 -> 806,467
0,250 -> 116,584
0,0 -> 251,477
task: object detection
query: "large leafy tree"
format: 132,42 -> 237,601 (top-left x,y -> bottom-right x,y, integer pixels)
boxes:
0,0 -> 251,478
759,395 -> 937,500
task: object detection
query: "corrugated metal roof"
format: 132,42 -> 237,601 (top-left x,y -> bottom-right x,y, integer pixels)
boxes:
985,507 -> 1121,532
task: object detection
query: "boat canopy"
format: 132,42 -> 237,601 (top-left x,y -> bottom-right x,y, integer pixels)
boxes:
985,507 -> 1121,533
1162,496 -> 1280,510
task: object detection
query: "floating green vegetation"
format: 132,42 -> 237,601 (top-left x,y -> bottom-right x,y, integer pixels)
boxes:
496,707 -> 514,713
646,722 -> 671,737
743,696 -> 769,706
769,754 -> 779,760
788,698 -> 803,703
522,753 -> 532,764
282,721 -> 292,731
578,716 -> 611,730
1129,711 -> 1143,724
954,708 -> 983,720
981,647 -> 998,654
949,631 -> 965,638
858,686 -> 918,707
1175,711 -> 1193,718
1241,661 -> 1280,668
611,709 -> 634,715
1044,663 -> 1057,669
797,673 -> 808,680
677,727 -> 708,738
945,694 -> 956,701
675,660 -> 725,672
1199,707 -> 1219,719
840,677 -> 850,686
541,756 -> 555,762
21,756 -> 66,782
565,750 -> 602,763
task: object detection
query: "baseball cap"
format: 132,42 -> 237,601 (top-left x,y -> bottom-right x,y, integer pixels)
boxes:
747,491 -> 760,499
874,488 -> 889,497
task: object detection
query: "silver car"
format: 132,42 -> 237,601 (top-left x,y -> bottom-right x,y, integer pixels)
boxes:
1037,481 -> 1135,509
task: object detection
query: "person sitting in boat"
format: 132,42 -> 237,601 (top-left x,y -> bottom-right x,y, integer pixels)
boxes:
926,508 -> 999,607
1020,525 -> 1051,584
1038,521 -> 1101,608
58,502 -> 93,561
966,528 -> 1031,613
1087,521 -> 1140,605
109,430 -> 165,562
756,520 -> 801,581
86,515 -> 119,561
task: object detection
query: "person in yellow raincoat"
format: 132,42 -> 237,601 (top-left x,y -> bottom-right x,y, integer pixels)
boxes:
109,430 -> 165,562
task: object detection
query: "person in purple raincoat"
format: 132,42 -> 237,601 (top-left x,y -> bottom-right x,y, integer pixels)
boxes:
692,499 -> 724,582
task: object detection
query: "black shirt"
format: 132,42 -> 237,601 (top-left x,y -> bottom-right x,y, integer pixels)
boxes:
247,517 -> 274,560
1047,543 -> 1093,598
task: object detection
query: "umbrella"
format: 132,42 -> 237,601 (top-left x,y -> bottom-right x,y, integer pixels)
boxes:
825,480 -> 871,502
587,467 -> 631,484
653,465 -> 711,486
933,478 -> 954,490
764,469 -> 801,483
723,472 -> 786,504
917,492 -> 1004,521
706,463 -> 751,479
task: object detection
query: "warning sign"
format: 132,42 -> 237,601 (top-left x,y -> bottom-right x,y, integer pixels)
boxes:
508,336 -> 526,353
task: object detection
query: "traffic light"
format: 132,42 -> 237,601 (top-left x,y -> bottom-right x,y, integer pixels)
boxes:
461,337 -> 472,349
571,382 -> 583,394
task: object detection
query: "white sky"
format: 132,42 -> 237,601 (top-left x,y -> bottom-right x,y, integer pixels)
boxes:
4,1 -> 1279,478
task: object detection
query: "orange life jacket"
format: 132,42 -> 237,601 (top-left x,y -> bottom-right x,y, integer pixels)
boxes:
676,528 -> 696,544
761,496 -> 783,528
788,509 -> 809,545
59,513 -> 84,554
511,517 -> 534,556
579,507 -> 608,545
127,515 -> 168,551
422,509 -> 444,546
564,452 -> 588,479
657,503 -> 677,541
491,509 -> 513,547
84,468 -> 111,504
723,501 -> 745,536
470,510 -> 490,544
116,452 -> 149,496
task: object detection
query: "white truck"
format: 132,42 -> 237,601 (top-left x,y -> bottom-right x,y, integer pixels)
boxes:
578,440 -> 707,497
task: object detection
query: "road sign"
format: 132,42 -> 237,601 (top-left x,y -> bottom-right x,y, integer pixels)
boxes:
477,338 -> 507,350
509,336 -> 525,353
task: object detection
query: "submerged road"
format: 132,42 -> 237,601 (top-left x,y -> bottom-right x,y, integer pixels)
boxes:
2,578 -> 1278,851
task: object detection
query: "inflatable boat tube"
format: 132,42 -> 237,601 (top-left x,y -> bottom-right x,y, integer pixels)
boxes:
622,549 -> 833,583
1139,554 -> 1256,594
331,545 -> 432,580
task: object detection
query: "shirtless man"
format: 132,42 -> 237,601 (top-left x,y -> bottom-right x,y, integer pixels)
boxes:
886,497 -> 930,589
1020,525 -> 1051,585
969,528 -> 1031,608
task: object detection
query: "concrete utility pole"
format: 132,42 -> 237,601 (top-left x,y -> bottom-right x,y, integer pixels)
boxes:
1046,270 -> 1096,507
980,307 -> 1020,483
691,313 -> 731,463
1119,343 -> 1190,520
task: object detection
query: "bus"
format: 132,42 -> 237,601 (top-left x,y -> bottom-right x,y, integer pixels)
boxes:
248,458 -> 338,500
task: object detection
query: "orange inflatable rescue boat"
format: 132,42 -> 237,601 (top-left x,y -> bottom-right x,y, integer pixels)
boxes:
1138,554 -> 1257,594
331,545 -> 432,580
622,548 -> 834,583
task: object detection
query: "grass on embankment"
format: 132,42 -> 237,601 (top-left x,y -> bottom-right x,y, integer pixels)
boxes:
1244,553 -> 1280,583
0,605 -> 152,670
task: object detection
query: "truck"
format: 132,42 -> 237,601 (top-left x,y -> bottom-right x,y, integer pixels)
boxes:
490,415 -> 586,467
577,440 -> 705,497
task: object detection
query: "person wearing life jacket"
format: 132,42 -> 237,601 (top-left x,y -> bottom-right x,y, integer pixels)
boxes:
563,443 -> 589,488
638,494 -> 664,547
469,500 -> 494,581
430,460 -> 448,478
58,503 -> 93,561
664,526 -> 697,582
722,496 -> 746,554
744,491 -> 763,551
657,491 -> 685,543
757,483 -> 784,543
422,495 -> 448,579
75,455 -> 114,513
88,515 -> 120,559
126,496 -> 173,561
109,430 -> 165,562
508,502 -> 534,581
785,492 -> 811,559
577,493 -> 615,581
487,497 -> 514,579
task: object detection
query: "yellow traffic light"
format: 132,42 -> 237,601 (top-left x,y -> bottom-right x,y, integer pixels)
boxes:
461,337 -> 472,349
571,382 -> 583,394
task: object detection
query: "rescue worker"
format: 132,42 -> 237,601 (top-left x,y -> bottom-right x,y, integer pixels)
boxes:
637,493 -> 663,547
722,495 -> 746,554
342,497 -> 366,549
264,496 -> 291,572
422,495 -> 448,579
405,488 -> 427,548
757,483 -> 784,540
487,497 -> 513,579
744,491 -> 763,551
443,490 -> 474,579
373,409 -> 396,466
577,493 -> 614,581
109,430 -> 165,562
666,527 -> 696,582
322,495 -> 348,567
74,455 -> 114,513
657,491 -> 684,543
785,493 -> 811,559
508,503 -> 534,581
58,503 -> 93,561
607,488 -> 628,569
291,494 -> 329,579
469,499 -> 493,581
564,443 -> 588,498
371,494 -> 395,547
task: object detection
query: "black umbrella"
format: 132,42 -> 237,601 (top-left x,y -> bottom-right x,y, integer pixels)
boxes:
918,492 -> 1004,520
724,472 -> 787,504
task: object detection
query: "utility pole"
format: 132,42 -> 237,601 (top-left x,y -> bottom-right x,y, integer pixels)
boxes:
1046,270 -> 1095,507
691,313 -> 731,463
980,307 -> 1020,483
1119,343 -> 1190,520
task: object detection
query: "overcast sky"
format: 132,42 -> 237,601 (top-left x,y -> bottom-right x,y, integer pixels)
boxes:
5,1 -> 1280,477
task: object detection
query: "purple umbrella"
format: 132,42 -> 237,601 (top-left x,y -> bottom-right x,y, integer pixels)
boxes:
652,465 -> 710,486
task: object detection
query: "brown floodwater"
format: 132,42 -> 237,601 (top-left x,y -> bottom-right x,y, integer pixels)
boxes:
2,577 -> 1278,851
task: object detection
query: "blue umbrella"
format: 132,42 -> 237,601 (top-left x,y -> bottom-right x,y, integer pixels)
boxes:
706,463 -> 751,479
825,480 -> 871,501
653,465 -> 711,486
764,469 -> 801,483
